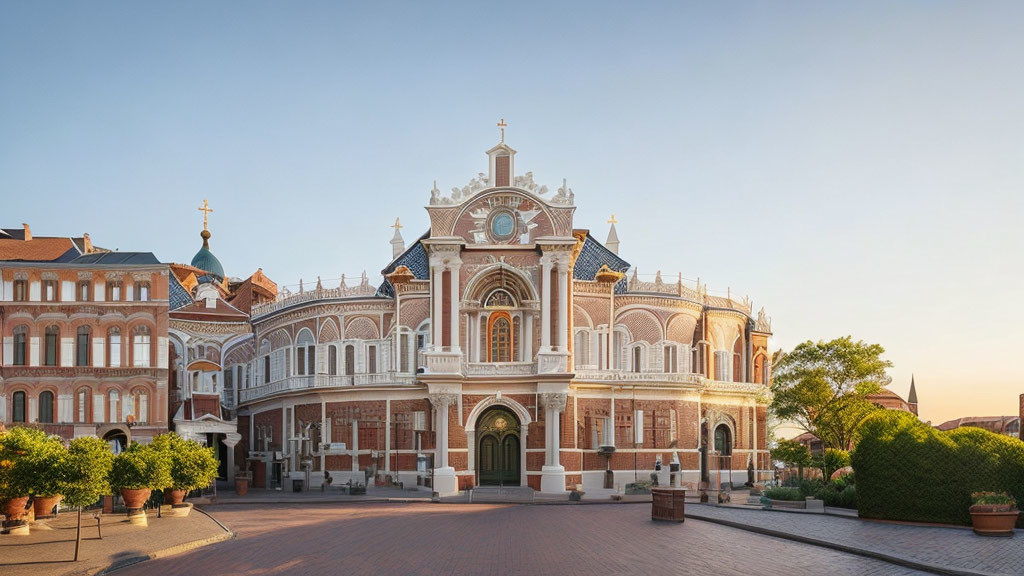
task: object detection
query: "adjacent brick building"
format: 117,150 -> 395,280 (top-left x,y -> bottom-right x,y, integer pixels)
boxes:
0,224 -> 170,446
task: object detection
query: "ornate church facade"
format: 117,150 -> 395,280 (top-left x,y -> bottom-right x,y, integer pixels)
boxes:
221,134 -> 773,495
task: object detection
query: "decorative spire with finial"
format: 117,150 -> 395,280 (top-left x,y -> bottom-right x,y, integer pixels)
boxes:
497,118 -> 507,143
391,217 -> 406,259
605,214 -> 620,255
198,199 -> 214,246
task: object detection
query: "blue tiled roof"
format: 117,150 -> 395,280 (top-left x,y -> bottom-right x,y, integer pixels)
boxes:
168,274 -> 193,311
376,232 -> 430,298
72,252 -> 160,265
573,234 -> 631,294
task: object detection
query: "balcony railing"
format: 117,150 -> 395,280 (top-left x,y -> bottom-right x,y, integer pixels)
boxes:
572,369 -> 764,393
463,362 -> 536,376
238,372 -> 417,404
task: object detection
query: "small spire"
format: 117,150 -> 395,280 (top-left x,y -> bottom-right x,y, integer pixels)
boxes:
391,218 -> 406,259
908,374 -> 918,404
605,214 -> 620,255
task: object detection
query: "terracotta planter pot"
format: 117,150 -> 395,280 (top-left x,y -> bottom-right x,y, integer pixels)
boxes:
120,488 -> 152,511
165,489 -> 187,506
2,496 -> 31,521
235,478 -> 249,496
970,507 -> 1020,536
32,495 -> 62,519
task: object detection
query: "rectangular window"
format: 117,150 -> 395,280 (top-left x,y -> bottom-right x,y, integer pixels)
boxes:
135,282 -> 150,301
78,391 -> 87,423
13,331 -> 27,365
133,335 -> 151,367
45,330 -> 58,366
13,280 -> 27,302
297,347 -> 306,375
367,345 -> 377,373
224,367 -> 234,391
107,281 -> 122,302
308,346 -> 316,375
43,280 -> 58,302
264,355 -> 271,384
76,329 -> 90,367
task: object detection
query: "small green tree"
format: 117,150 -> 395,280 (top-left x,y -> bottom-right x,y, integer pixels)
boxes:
820,448 -> 852,480
771,438 -> 813,479
153,433 -> 220,493
109,442 -> 172,493
62,437 -> 114,561
29,432 -> 68,498
770,336 -> 892,451
0,426 -> 49,499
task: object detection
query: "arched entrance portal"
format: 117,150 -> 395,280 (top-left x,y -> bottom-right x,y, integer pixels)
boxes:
476,406 -> 521,486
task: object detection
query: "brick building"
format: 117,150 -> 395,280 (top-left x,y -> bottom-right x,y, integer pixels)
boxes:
0,224 -> 170,447
234,134 -> 773,495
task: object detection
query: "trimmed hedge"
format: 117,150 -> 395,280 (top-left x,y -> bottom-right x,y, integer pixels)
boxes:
853,410 -> 1024,527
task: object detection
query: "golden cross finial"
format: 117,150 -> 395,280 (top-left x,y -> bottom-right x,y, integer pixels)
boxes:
497,118 -> 507,143
608,214 -> 618,225
391,217 -> 402,231
198,199 -> 213,231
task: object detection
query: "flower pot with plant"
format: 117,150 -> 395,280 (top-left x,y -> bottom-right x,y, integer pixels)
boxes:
1,427 -> 56,531
109,442 -> 172,518
30,432 -> 69,519
969,492 -> 1019,537
153,433 -> 219,516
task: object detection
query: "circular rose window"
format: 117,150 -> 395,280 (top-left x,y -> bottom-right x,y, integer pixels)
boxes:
488,210 -> 516,242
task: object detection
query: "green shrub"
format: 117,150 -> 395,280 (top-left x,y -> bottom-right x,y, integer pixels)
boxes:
153,433 -> 219,492
765,486 -> 803,501
821,448 -> 851,479
853,410 -> 1024,527
0,427 -> 58,498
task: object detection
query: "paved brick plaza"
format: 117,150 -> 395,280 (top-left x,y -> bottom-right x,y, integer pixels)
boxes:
114,503 -> 930,576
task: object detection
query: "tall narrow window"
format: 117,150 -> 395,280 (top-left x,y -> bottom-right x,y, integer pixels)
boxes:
108,390 -> 120,422
77,389 -> 88,423
513,316 -> 522,362
42,280 -> 58,302
137,391 -> 148,423
132,326 -> 151,367
134,282 -> 150,301
123,391 -> 135,421
78,280 -> 90,301
367,345 -> 377,373
12,391 -> 26,422
295,330 -> 314,376
344,345 -> 355,376
329,345 -> 338,376
264,355 -> 271,384
574,331 -> 589,368
40,390 -> 61,423
13,279 -> 28,302
44,325 -> 59,366
487,313 -> 512,362
296,347 -> 306,375
13,325 -> 27,365
663,345 -> 677,373
76,326 -> 91,366
108,281 -> 122,301
108,327 -> 121,367
632,346 -> 642,373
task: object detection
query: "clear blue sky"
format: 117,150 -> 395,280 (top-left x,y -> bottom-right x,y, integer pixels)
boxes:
2,2 -> 1022,426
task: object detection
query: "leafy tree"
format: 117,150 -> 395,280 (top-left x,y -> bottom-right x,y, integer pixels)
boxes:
0,426 -> 49,499
770,336 -> 892,451
153,433 -> 219,492
771,438 -> 813,479
109,442 -> 172,492
62,436 -> 114,561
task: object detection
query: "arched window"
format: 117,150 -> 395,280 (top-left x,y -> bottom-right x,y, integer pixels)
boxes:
135,390 -> 149,423
328,345 -> 338,376
76,326 -> 91,366
632,346 -> 643,373
38,391 -> 54,423
132,326 -> 151,367
13,325 -> 28,366
487,313 -> 512,362
344,344 -> 355,376
44,325 -> 59,366
108,389 -> 120,423
12,391 -> 26,422
108,327 -> 121,368
123,389 -> 135,421
714,424 -> 732,455
295,330 -> 315,376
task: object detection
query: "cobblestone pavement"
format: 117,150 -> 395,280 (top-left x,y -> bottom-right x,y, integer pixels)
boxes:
687,504 -> 1022,576
0,507 -> 228,576
114,502 -> 930,576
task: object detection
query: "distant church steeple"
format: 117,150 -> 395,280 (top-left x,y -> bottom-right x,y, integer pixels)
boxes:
390,217 -> 405,259
486,118 -> 516,187
908,374 -> 919,416
606,214 -> 620,255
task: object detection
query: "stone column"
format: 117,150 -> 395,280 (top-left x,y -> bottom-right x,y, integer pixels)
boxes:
539,392 -> 567,493
557,262 -> 568,353
429,393 -> 458,496
524,313 -> 533,361
540,258 -> 552,351
449,263 -> 461,353
431,265 -> 443,349
223,432 -> 241,482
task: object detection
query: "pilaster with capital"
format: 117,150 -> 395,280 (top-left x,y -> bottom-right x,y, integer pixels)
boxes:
429,393 -> 458,469
539,392 -> 567,468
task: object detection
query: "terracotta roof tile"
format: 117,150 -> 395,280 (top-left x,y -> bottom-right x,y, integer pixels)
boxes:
0,237 -> 77,262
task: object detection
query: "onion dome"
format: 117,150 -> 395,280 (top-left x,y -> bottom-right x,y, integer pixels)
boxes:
190,229 -> 225,281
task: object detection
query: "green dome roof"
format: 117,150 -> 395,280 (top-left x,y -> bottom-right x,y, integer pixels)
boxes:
190,230 -> 225,281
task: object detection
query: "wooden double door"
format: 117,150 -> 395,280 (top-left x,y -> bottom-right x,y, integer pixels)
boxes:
477,407 -> 521,486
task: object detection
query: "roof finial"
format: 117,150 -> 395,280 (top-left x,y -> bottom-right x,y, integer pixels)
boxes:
392,217 -> 402,231
608,214 -> 617,224
497,118 -> 507,143
198,199 -> 213,232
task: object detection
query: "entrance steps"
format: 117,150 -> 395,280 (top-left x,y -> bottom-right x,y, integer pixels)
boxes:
468,486 -> 535,503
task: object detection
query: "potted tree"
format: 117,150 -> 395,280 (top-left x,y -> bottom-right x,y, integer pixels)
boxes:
0,427 -> 46,534
30,431 -> 69,519
969,492 -> 1019,537
61,437 -> 114,561
109,442 -> 171,525
155,433 -> 219,517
